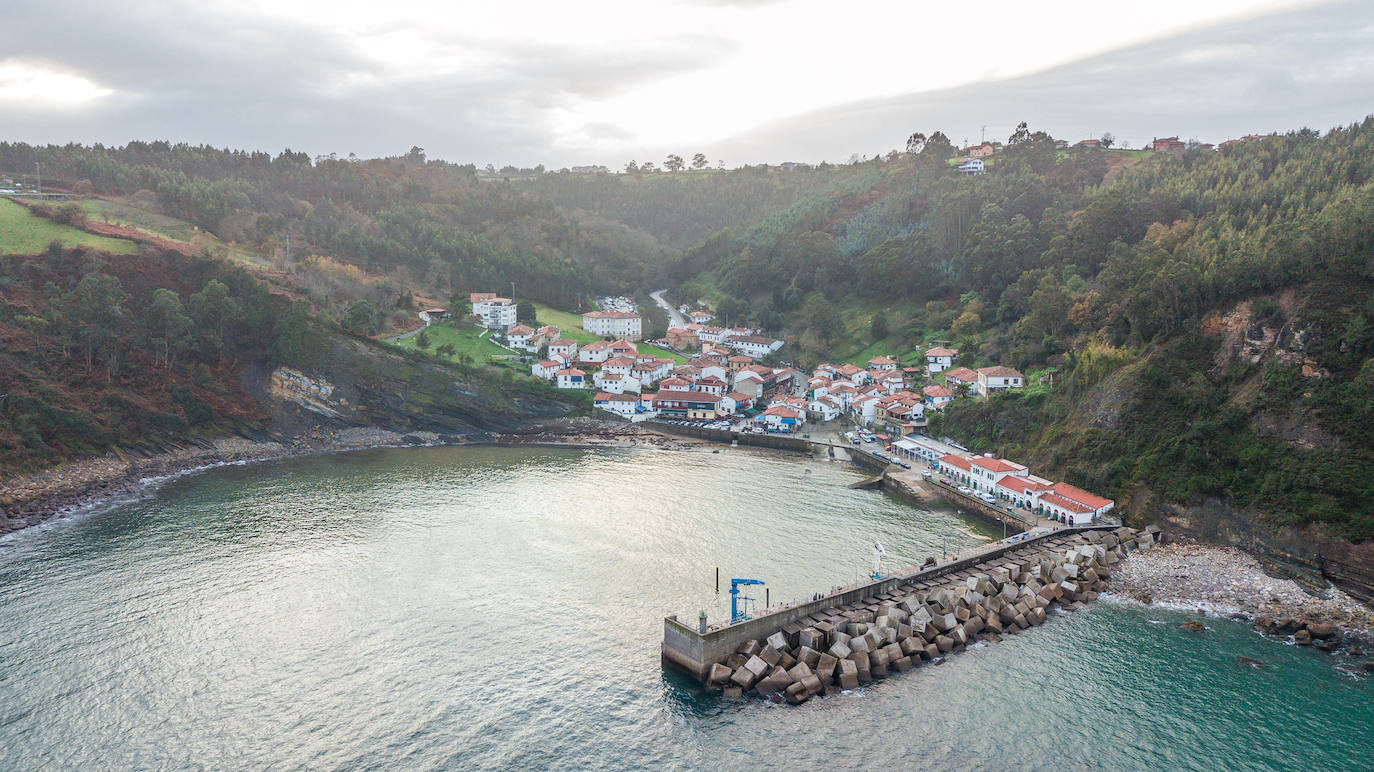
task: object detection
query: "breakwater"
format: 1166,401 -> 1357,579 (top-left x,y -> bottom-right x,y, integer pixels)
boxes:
663,524 -> 1161,704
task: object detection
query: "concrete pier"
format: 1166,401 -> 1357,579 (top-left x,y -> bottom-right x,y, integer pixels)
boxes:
662,524 -> 1153,687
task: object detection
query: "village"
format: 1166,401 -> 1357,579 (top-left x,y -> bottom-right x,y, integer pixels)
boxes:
429,290 -> 1115,527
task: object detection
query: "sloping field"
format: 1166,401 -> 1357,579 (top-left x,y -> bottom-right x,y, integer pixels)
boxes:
0,199 -> 138,255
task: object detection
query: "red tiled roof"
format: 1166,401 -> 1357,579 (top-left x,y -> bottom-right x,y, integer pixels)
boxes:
939,454 -> 974,472
970,457 -> 1024,473
583,310 -> 640,319
594,392 -> 637,402
926,347 -> 958,357
978,366 -> 1024,378
603,357 -> 634,367
1039,493 -> 1094,515
945,367 -> 978,382
536,360 -> 560,368
868,356 -> 896,365
550,338 -> 576,347
556,368 -> 585,376
923,385 -> 953,398
1050,482 -> 1113,510
998,476 -> 1049,494
763,406 -> 800,418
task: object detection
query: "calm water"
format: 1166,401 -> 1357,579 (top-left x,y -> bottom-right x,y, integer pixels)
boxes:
1,445 -> 1370,771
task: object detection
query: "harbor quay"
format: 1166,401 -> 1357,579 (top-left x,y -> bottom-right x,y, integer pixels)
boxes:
662,523 -> 1161,704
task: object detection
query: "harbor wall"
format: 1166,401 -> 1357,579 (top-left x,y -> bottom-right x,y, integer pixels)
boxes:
662,524 -> 1116,679
646,421 -> 812,453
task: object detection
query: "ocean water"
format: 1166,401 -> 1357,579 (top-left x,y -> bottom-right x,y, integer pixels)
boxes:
0,445 -> 1369,771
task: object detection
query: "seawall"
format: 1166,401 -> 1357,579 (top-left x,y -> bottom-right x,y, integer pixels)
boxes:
645,421 -> 812,453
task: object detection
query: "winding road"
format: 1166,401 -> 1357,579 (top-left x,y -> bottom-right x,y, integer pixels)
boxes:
650,289 -> 688,328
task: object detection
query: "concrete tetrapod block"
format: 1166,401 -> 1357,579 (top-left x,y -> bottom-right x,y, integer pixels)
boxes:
725,653 -> 748,670
777,652 -> 796,671
816,653 -> 838,682
1028,607 -> 1047,626
923,643 -> 939,660
743,655 -> 769,678
951,626 -> 968,647
759,645 -> 782,667
707,663 -> 733,687
828,641 -> 852,660
784,681 -> 810,705
737,639 -> 760,657
936,635 -> 955,653
800,674 -> 823,696
796,646 -> 821,668
882,643 -> 904,663
984,614 -> 1003,635
893,655 -> 914,673
934,613 -> 958,633
1013,613 -> 1029,631
837,659 -> 859,690
753,667 -> 792,698
722,686 -> 743,698
767,632 -> 789,652
787,662 -> 814,683
856,664 -> 872,684
900,637 -> 922,656
849,635 -> 872,654
799,628 -> 823,650
730,665 -> 759,690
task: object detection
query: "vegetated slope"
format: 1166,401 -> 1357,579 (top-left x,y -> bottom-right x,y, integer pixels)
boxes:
0,144 -> 668,311
0,244 -> 579,479
675,118 -> 1374,589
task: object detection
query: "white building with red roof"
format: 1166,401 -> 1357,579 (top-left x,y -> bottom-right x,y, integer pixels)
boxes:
577,340 -> 613,364
582,310 -> 642,340
555,367 -> 587,389
977,366 -> 1025,396
593,391 -> 642,417
530,360 -> 561,380
923,384 -> 954,409
761,405 -> 803,432
594,371 -> 641,394
926,346 -> 958,373
867,355 -> 898,370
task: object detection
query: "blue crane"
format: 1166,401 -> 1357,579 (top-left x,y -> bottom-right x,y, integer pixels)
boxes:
729,577 -> 765,624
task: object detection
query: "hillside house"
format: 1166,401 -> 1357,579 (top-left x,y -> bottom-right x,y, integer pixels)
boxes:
944,367 -> 978,393
471,296 -> 516,330
418,307 -> 449,324
505,324 -> 536,351
664,328 -> 699,350
577,340 -> 612,364
547,338 -> 578,362
867,356 -> 898,371
594,371 -> 641,394
809,396 -> 842,422
689,310 -> 714,323
728,334 -> 784,358
531,360 -> 561,380
923,384 -> 953,409
761,405 -> 803,433
555,368 -> 587,389
965,143 -> 995,158
926,347 -> 958,374
976,366 -> 1024,396
958,159 -> 986,176
594,392 -> 642,417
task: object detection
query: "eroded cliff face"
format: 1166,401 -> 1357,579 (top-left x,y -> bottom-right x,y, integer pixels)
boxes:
248,335 -> 579,440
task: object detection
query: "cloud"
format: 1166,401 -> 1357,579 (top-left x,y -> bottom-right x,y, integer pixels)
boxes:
710,0 -> 1374,162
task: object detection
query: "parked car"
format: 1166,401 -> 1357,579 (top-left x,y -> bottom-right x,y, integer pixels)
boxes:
895,460 -> 911,469
957,485 -> 971,494
939,478 -> 952,486
921,470 -> 932,480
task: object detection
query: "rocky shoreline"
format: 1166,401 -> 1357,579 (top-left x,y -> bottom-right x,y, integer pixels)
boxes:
1107,541 -> 1374,657
0,420 -> 696,539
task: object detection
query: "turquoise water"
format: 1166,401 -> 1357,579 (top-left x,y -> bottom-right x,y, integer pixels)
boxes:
0,445 -> 1369,770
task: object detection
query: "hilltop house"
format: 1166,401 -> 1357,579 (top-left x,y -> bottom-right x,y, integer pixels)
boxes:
505,324 -> 536,351
867,356 -> 898,371
728,334 -> 784,358
418,307 -> 449,324
471,296 -> 516,330
958,159 -> 986,176
943,367 -> 978,393
923,384 -> 953,409
582,310 -> 642,340
531,360 -> 561,380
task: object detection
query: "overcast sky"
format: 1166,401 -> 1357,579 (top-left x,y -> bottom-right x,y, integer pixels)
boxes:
2,0 -> 1370,167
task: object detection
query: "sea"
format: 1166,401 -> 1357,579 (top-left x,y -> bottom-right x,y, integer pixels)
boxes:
1,444 -> 1370,770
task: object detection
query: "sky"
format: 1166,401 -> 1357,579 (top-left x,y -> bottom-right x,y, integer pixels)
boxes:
1,0 -> 1371,167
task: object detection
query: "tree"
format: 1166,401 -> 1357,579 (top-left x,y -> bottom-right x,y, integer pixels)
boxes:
1008,121 -> 1032,145
920,132 -> 956,164
344,299 -> 377,335
189,279 -> 243,356
691,153 -> 708,170
664,154 -> 684,172
416,329 -> 431,348
145,288 -> 193,369
64,271 -> 129,375
517,300 -> 537,324
870,313 -> 889,340
1099,132 -> 1115,149
624,160 -> 639,173
14,314 -> 48,351
906,132 -> 927,154
641,161 -> 658,173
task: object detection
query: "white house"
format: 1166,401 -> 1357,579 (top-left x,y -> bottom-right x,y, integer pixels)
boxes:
976,366 -> 1025,396
849,394 -> 881,426
531,360 -> 561,380
689,310 -> 714,324
593,391 -> 642,417
808,396 -> 842,422
547,337 -> 578,361
505,324 -> 536,351
472,296 -> 516,330
555,367 -> 587,389
418,307 -> 449,324
925,347 -> 958,374
923,384 -> 953,409
594,371 -> 641,394
867,356 -> 898,371
582,311 -> 643,340
958,158 -> 986,176
577,340 -> 613,364
761,405 -> 803,433
601,356 -> 635,377
728,335 -> 784,358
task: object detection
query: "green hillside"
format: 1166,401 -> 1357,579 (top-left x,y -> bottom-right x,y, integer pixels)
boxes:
0,198 -> 138,255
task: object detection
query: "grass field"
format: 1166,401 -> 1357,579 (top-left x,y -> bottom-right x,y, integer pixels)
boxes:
532,302 -> 686,363
78,198 -> 271,268
392,321 -> 511,361
0,199 -> 139,255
